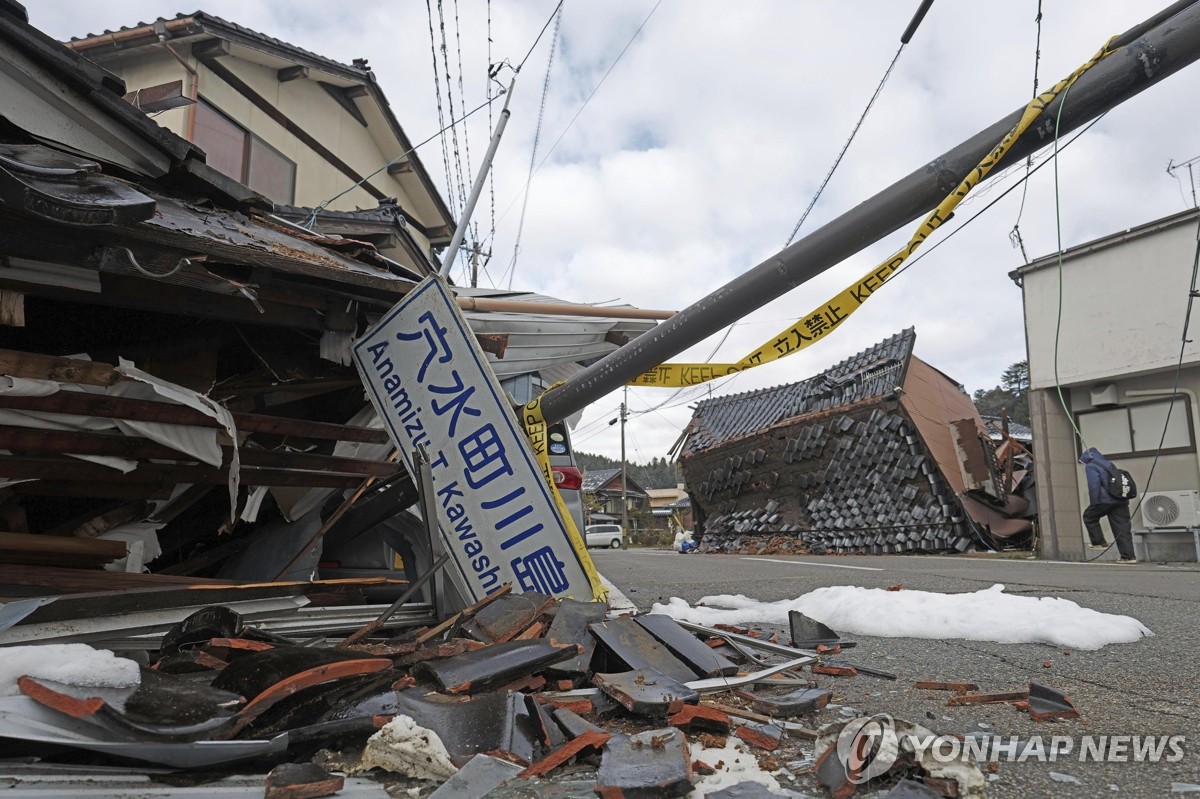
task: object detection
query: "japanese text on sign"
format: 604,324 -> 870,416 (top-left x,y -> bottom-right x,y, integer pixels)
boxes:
353,277 -> 601,603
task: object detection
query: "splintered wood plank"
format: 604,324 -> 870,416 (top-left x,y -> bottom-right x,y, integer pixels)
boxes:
0,349 -> 122,386
0,532 -> 126,569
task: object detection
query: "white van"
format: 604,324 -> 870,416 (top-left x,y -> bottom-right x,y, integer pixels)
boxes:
585,523 -> 626,549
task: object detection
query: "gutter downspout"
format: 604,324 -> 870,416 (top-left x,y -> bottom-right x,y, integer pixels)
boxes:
160,41 -> 199,141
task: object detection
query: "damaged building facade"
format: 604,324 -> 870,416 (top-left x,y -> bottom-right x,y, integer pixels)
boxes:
64,11 -> 458,273
678,329 -> 1035,554
0,4 -> 654,606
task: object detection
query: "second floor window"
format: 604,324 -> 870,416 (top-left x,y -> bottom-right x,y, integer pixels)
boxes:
193,98 -> 296,205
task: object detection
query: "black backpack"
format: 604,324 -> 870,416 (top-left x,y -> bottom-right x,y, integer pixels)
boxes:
1105,465 -> 1138,500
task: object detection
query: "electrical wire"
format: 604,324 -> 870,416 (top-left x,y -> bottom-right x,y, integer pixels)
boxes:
1009,0 -> 1044,263
783,41 -> 906,248
301,96 -> 497,228
426,0 -> 457,218
518,0 -> 566,72
437,0 -> 471,226
502,2 -> 564,290
1042,83 -> 1200,563
878,113 -> 1104,287
483,0 -> 663,247
1051,81 -> 1083,444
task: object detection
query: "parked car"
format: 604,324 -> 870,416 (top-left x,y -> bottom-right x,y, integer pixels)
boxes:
585,523 -> 626,549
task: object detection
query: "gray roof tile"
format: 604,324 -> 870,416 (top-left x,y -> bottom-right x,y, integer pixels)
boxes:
683,328 -> 916,454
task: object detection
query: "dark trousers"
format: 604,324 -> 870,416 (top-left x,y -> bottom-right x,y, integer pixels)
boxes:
1083,502 -> 1135,559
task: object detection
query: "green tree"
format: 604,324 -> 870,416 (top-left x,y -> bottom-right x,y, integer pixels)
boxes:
973,360 -> 1030,426
1001,360 -> 1029,397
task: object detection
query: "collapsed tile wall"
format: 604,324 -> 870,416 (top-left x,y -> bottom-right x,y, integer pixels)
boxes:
683,402 -> 974,554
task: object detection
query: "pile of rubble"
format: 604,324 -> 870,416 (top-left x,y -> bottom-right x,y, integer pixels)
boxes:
680,331 -> 1036,557
0,585 -> 1076,798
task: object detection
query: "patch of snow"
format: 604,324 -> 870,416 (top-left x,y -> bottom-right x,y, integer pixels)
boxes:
687,736 -> 785,797
650,583 -> 1152,650
0,644 -> 140,697
361,715 -> 457,781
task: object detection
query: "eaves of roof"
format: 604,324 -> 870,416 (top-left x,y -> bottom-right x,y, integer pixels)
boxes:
66,11 -> 457,235
0,5 -> 200,170
1011,206 -> 1200,281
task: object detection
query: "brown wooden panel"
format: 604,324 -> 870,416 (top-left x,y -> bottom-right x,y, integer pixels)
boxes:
0,390 -> 388,443
0,425 -> 399,477
0,455 -> 370,489
0,532 -> 125,569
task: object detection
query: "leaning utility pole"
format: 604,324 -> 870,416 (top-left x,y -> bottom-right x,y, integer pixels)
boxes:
439,79 -> 515,278
619,387 -> 629,540
538,0 -> 1200,425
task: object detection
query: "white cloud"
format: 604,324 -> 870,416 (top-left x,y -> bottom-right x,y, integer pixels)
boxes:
33,0 -> 1200,459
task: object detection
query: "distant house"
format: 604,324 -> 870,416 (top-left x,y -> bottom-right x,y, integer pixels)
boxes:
646,486 -> 691,529
582,469 -> 650,521
66,11 -> 456,275
980,416 -> 1033,445
1012,207 -> 1200,562
677,329 -> 1034,553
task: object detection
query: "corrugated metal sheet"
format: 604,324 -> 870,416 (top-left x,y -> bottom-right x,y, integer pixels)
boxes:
899,357 -> 984,497
456,288 -> 656,380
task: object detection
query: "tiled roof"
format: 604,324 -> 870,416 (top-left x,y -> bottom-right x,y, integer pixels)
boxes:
980,415 -> 1033,442
71,11 -> 368,80
682,328 -> 916,454
581,468 -> 621,493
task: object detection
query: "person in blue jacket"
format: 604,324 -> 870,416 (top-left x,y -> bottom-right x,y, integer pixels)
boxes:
1079,447 -> 1136,563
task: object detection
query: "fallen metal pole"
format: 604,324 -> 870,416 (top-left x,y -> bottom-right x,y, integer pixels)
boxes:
539,0 -> 1200,424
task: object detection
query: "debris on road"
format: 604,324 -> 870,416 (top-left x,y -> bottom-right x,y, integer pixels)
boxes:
676,330 -> 1037,556
0,585 -> 1044,798
914,680 -> 980,695
1015,681 -> 1081,722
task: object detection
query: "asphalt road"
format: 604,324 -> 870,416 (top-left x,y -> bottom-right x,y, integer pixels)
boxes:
592,549 -> 1200,798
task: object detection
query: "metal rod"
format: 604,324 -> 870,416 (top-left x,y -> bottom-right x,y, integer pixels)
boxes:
439,79 -> 516,277
539,0 -> 1200,425
336,552 -> 451,648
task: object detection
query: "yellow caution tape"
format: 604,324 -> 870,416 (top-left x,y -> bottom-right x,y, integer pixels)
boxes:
521,391 -> 608,602
629,36 -> 1120,389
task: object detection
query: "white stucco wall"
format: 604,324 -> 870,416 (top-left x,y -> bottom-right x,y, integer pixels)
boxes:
1021,210 -> 1200,391
89,44 -> 443,265
1021,209 -> 1200,561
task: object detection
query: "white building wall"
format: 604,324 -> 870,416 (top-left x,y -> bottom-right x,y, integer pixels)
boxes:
1021,210 -> 1200,390
1019,209 -> 1200,561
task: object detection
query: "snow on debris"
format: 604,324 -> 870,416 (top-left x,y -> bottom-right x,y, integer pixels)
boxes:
0,643 -> 141,697
650,583 -> 1153,650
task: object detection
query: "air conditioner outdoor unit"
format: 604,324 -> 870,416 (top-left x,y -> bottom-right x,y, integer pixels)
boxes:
1141,490 -> 1200,529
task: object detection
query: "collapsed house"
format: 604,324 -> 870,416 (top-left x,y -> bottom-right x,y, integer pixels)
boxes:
677,329 -> 1036,554
0,3 -> 656,606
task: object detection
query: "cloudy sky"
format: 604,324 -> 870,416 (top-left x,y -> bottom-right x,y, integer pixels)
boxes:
34,1 -> 1200,461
